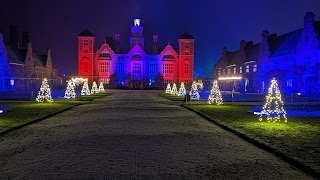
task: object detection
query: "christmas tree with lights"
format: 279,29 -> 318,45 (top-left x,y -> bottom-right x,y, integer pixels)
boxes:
178,82 -> 186,97
36,78 -> 53,102
208,80 -> 223,105
91,81 -> 99,94
165,83 -> 171,93
64,80 -> 76,99
259,77 -> 287,123
171,83 -> 178,95
98,82 -> 105,92
81,81 -> 91,95
189,81 -> 200,100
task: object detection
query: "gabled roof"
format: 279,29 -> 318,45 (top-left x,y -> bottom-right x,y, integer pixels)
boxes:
270,29 -> 301,57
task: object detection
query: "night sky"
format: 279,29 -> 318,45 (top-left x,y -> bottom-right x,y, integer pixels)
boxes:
1,0 -> 319,77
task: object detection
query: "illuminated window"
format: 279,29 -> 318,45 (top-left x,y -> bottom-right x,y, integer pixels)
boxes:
99,53 -> 111,59
100,62 -> 107,73
246,65 -> 250,73
218,70 -> 220,76
223,69 -> 225,75
253,64 -> 257,72
184,64 -> 189,74
84,40 -> 89,47
118,62 -> 124,73
149,63 -> 156,74
234,67 -> 236,74
239,67 -> 242,73
227,68 -> 231,75
84,62 -> 88,72
133,63 -> 142,73
185,43 -> 190,49
162,63 -> 173,74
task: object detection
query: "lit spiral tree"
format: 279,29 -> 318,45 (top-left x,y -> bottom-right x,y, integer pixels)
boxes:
91,81 -> 99,94
259,77 -> 287,123
189,81 -> 200,100
64,80 -> 76,99
171,83 -> 178,95
178,82 -> 186,97
165,83 -> 171,93
36,78 -> 53,103
81,80 -> 91,95
98,82 -> 105,92
208,80 -> 223,105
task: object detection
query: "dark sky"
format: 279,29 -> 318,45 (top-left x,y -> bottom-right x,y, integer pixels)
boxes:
1,0 -> 319,77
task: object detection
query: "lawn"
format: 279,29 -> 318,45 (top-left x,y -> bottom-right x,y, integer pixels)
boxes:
0,92 -> 113,134
159,93 -> 185,101
183,104 -> 320,175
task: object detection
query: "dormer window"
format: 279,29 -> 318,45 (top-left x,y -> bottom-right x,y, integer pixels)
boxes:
99,53 -> 111,59
132,53 -> 142,59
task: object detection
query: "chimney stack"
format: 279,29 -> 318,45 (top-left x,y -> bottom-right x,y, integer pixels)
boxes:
153,35 -> 159,54
22,32 -> 32,48
9,25 -> 18,47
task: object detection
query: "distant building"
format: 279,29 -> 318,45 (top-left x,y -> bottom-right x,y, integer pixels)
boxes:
214,12 -> 320,97
77,18 -> 194,87
0,26 -> 59,92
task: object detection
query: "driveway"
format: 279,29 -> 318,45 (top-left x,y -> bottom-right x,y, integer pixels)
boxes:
0,90 -> 311,179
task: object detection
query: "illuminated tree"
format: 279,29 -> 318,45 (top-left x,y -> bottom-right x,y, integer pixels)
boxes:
99,82 -> 105,92
81,81 -> 91,95
171,83 -> 178,95
165,83 -> 171,93
208,80 -> 223,105
178,82 -> 186,97
189,81 -> 200,100
91,81 -> 99,94
64,80 -> 76,99
36,78 -> 53,102
259,77 -> 287,123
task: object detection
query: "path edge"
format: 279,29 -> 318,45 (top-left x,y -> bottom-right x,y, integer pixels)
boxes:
181,104 -> 320,179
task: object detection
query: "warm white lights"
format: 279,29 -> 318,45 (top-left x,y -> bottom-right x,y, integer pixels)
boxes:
64,80 -> 76,99
189,80 -> 203,100
178,82 -> 186,97
259,77 -> 287,123
165,83 -> 171,94
98,82 -> 105,92
81,80 -> 91,95
36,78 -> 53,103
91,81 -> 99,94
208,80 -> 223,105
171,83 -> 178,95
218,77 -> 242,80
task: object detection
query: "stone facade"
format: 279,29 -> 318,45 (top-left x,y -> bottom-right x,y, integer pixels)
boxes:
214,12 -> 320,97
0,26 -> 58,92
78,19 -> 194,86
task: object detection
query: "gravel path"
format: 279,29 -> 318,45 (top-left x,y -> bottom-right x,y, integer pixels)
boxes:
0,90 -> 312,179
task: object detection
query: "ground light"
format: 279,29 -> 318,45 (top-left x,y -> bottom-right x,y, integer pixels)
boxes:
208,80 -> 223,105
36,78 -> 53,103
259,77 -> 287,123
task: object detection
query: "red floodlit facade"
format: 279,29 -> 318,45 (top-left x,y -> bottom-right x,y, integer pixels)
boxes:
78,18 -> 194,86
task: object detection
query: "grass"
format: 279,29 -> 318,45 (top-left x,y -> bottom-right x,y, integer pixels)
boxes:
184,104 -> 320,175
0,92 -> 113,134
159,93 -> 185,101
